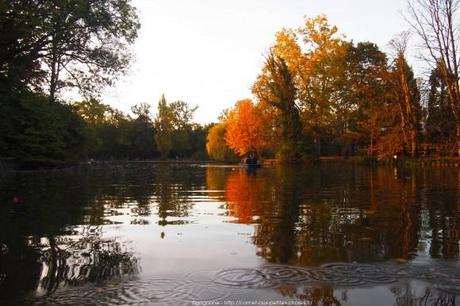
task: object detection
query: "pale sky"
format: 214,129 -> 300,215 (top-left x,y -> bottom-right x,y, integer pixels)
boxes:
102,0 -> 411,124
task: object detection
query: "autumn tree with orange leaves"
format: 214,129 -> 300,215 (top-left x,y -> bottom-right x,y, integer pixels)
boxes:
206,13 -> 460,161
225,99 -> 268,157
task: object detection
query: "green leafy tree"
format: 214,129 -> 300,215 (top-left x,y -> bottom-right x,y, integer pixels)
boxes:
206,122 -> 236,161
348,42 -> 388,156
0,92 -> 88,166
73,98 -> 132,159
192,124 -> 211,159
129,103 -> 157,159
154,95 -> 197,158
426,65 -> 457,153
73,98 -> 113,126
0,0 -> 140,102
0,0 -> 140,165
154,95 -> 174,158
0,1 -> 44,94
168,100 -> 197,157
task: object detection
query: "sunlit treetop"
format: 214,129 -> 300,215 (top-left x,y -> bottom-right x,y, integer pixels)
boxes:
224,99 -> 268,156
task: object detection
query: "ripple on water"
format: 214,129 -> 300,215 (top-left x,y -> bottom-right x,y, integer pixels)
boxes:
34,277 -> 231,305
33,262 -> 460,305
213,268 -> 274,289
260,265 -> 313,283
213,262 -> 460,290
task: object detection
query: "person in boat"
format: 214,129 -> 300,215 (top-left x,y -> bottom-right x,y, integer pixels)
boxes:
245,149 -> 258,166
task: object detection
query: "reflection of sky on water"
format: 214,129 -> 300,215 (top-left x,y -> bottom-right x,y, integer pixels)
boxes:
0,163 -> 459,304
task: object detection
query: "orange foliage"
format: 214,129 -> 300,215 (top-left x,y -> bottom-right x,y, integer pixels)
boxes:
225,99 -> 267,156
225,170 -> 266,224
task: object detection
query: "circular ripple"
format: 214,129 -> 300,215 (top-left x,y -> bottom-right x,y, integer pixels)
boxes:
322,272 -> 367,286
184,269 -> 216,283
31,262 -> 460,304
320,262 -> 355,269
176,282 -> 231,304
313,264 -> 366,286
307,269 -> 332,283
213,268 -> 273,288
356,265 -> 398,284
261,265 -> 313,283
33,278 -> 199,305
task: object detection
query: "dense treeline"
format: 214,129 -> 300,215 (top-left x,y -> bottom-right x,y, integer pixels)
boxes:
0,0 -> 208,167
0,93 -> 209,166
2,1 -> 460,166
72,96 -> 208,161
0,91 -> 87,166
207,13 -> 460,162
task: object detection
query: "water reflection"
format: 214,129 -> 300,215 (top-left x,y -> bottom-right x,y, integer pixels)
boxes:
0,163 -> 459,304
31,263 -> 460,305
206,164 -> 460,265
225,170 -> 268,224
274,283 -> 457,306
35,225 -> 139,296
154,166 -> 196,226
390,282 -> 457,306
275,285 -> 340,306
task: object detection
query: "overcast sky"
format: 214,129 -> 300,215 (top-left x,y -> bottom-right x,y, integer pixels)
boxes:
102,0 -> 413,124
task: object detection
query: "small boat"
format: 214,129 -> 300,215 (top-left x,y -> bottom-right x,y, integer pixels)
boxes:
239,152 -> 261,168
239,159 -> 261,168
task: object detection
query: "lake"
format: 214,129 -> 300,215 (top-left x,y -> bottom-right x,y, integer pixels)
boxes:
0,162 -> 459,305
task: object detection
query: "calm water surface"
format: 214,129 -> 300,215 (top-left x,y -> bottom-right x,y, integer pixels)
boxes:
0,163 -> 459,305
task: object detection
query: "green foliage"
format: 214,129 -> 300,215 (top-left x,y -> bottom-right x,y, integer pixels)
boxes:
0,0 -> 140,101
154,95 -> 199,159
346,42 -> 388,156
426,65 -> 456,146
0,1 -> 213,165
127,108 -> 157,159
73,98 -> 159,160
72,98 -> 113,126
0,91 -> 88,166
0,1 -> 45,93
154,95 -> 174,158
0,0 -> 160,166
1,92 -> 207,165
206,122 -> 237,161
188,124 -> 210,159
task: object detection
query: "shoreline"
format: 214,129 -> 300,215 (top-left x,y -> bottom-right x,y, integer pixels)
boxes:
2,156 -> 460,177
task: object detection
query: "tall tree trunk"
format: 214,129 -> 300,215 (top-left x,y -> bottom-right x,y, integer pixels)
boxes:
410,130 -> 417,157
49,57 -> 57,103
49,39 -> 59,103
314,132 -> 321,157
440,64 -> 460,156
397,102 -> 410,154
369,132 -> 374,156
397,54 -> 418,157
457,124 -> 460,157
368,118 -> 376,156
